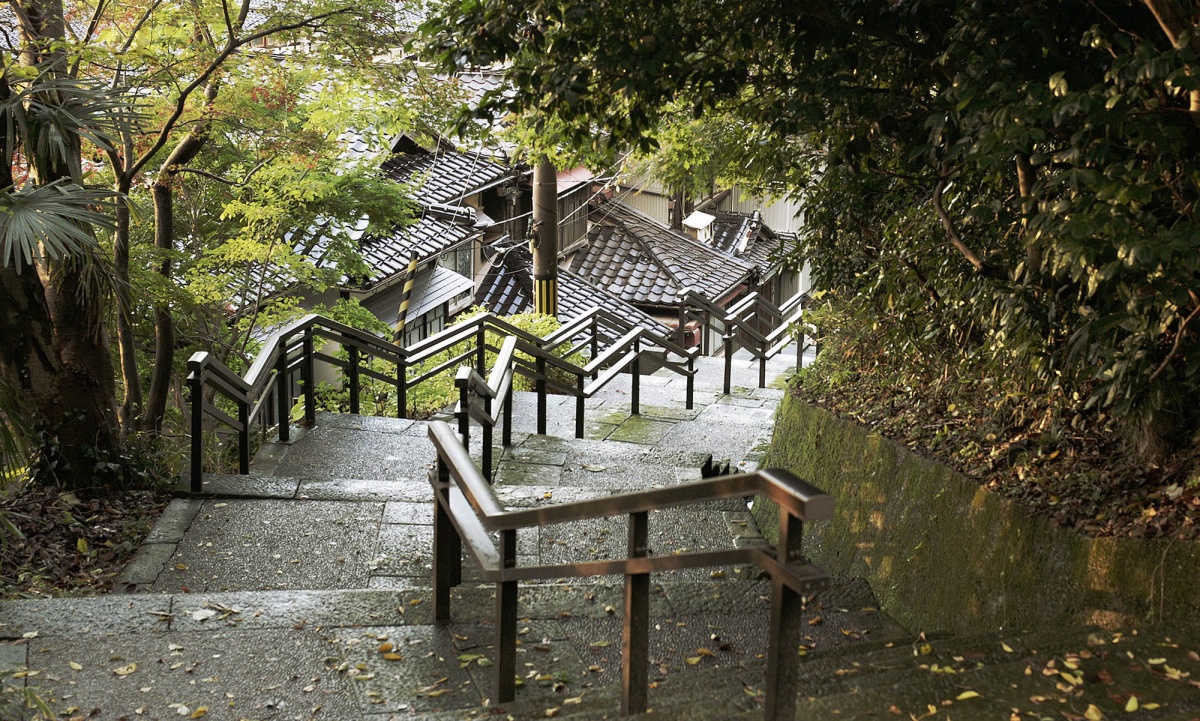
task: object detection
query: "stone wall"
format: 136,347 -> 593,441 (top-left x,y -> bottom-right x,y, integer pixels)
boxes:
755,395 -> 1200,635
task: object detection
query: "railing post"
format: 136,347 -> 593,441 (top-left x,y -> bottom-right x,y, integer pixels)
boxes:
759,338 -> 768,389
503,381 -> 514,447
188,369 -> 203,493
476,325 -> 487,375
702,309 -> 711,355
237,401 -> 250,474
431,461 -> 456,623
723,334 -> 734,395
348,345 -> 360,415
494,529 -> 518,703
590,318 -> 600,381
686,352 -> 695,410
301,327 -> 316,426
622,511 -> 650,715
275,350 -> 290,443
765,510 -> 806,721
796,325 -> 803,371
677,296 -> 687,347
397,357 -> 408,419
575,373 -> 585,439
456,377 -> 470,449
630,337 -> 640,415
482,395 -> 493,483
536,356 -> 547,435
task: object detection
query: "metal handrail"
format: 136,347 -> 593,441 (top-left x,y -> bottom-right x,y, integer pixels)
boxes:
428,419 -> 832,720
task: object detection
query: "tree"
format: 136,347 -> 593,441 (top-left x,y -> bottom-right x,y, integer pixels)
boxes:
422,0 -> 1200,455
0,0 -> 125,488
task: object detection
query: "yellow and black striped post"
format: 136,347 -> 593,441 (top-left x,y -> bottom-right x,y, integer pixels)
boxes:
392,251 -> 420,344
533,275 -> 558,317
532,157 -> 558,318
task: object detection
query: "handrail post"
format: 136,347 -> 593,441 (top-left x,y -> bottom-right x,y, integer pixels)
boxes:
686,352 -> 695,410
765,509 -> 806,721
396,357 -> 408,419
431,460 -> 456,623
590,317 -> 600,381
622,511 -> 650,715
796,323 -> 803,371
536,356 -> 547,435
503,380 -> 514,447
630,337 -> 640,415
188,369 -> 203,493
476,325 -> 487,375
482,395 -> 493,483
237,401 -> 250,474
348,345 -> 360,415
456,377 -> 470,449
677,296 -> 687,347
494,529 -> 518,703
759,337 -> 768,389
575,372 -> 585,439
723,333 -> 734,395
301,327 -> 316,427
275,350 -> 290,443
702,308 -> 711,355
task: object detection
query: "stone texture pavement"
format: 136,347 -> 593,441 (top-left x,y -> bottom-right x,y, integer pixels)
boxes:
0,348 -> 914,721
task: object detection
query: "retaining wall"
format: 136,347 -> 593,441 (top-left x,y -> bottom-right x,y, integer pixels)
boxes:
755,395 -> 1200,635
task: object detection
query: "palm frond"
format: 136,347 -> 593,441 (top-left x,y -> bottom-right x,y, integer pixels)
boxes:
0,180 -> 117,272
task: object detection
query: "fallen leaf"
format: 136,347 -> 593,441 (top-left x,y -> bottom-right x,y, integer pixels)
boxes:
68,661 -> 83,671
545,707 -> 560,717
956,690 -> 980,700
113,663 -> 137,677
1084,704 -> 1104,721
695,648 -> 717,658
581,465 -> 606,472
382,653 -> 402,661
191,609 -> 216,622
1125,695 -> 1138,712
808,616 -> 823,626
686,657 -> 702,665
76,538 -> 89,554
377,643 -> 393,653
189,708 -> 208,719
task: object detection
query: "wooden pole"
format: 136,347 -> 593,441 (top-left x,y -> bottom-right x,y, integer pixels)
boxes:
392,251 -> 420,344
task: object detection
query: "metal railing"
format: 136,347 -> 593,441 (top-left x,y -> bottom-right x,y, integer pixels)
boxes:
678,289 -> 815,394
428,419 -> 833,720
187,309 -> 699,490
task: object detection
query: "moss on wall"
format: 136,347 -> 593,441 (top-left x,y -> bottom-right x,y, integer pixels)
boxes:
756,395 -> 1200,635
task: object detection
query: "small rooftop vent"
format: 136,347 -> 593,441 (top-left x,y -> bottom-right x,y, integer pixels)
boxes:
682,210 -> 716,244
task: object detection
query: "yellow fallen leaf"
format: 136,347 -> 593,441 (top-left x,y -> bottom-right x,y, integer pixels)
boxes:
382,653 -> 402,661
1084,703 -> 1104,720
695,648 -> 717,658
686,656 -> 702,665
68,661 -> 83,671
377,642 -> 393,652
1147,657 -> 1166,665
189,708 -> 208,719
956,690 -> 980,700
76,538 -> 89,554
1125,695 -> 1138,712
423,689 -> 446,698
563,695 -> 583,705
545,708 -> 560,718
113,663 -> 137,677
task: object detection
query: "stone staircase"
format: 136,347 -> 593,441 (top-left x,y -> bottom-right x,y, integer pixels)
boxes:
3,351 -> 1199,719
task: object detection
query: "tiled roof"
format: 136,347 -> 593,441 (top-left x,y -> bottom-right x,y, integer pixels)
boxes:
569,200 -> 754,307
362,265 -> 474,325
381,146 -> 511,206
709,211 -> 795,275
477,240 -> 671,335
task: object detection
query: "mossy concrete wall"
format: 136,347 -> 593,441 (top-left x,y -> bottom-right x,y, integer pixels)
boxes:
756,395 -> 1200,635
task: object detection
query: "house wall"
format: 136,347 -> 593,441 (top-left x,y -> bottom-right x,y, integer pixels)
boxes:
612,185 -> 671,225
719,187 -> 804,234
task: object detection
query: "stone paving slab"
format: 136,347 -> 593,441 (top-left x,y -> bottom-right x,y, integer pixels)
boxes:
148,500 -> 383,593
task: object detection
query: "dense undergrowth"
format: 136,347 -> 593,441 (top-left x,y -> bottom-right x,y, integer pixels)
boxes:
794,299 -> 1200,541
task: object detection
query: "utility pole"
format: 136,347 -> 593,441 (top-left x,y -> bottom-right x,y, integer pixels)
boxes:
532,157 -> 558,317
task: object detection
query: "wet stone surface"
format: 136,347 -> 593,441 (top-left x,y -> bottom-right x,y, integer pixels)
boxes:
150,500 -> 382,593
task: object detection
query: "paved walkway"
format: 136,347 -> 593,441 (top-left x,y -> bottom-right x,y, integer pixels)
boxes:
0,351 -> 911,720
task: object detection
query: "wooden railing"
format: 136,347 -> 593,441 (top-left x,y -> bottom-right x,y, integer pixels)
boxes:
678,289 -> 815,394
427,419 -> 833,720
186,309 -> 699,490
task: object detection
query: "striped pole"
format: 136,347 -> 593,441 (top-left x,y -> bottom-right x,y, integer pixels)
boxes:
393,251 -> 420,344
532,157 -> 558,318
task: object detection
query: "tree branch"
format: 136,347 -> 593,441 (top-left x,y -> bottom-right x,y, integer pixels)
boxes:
932,176 -> 1008,280
174,158 -> 269,187
1148,293 -> 1200,382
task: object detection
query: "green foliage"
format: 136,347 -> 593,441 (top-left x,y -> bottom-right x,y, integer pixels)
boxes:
423,0 -> 1200,455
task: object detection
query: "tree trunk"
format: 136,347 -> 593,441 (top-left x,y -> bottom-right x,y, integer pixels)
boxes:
1,0 -> 124,488
113,179 -> 142,434
142,178 -> 177,434
1016,152 -> 1041,283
